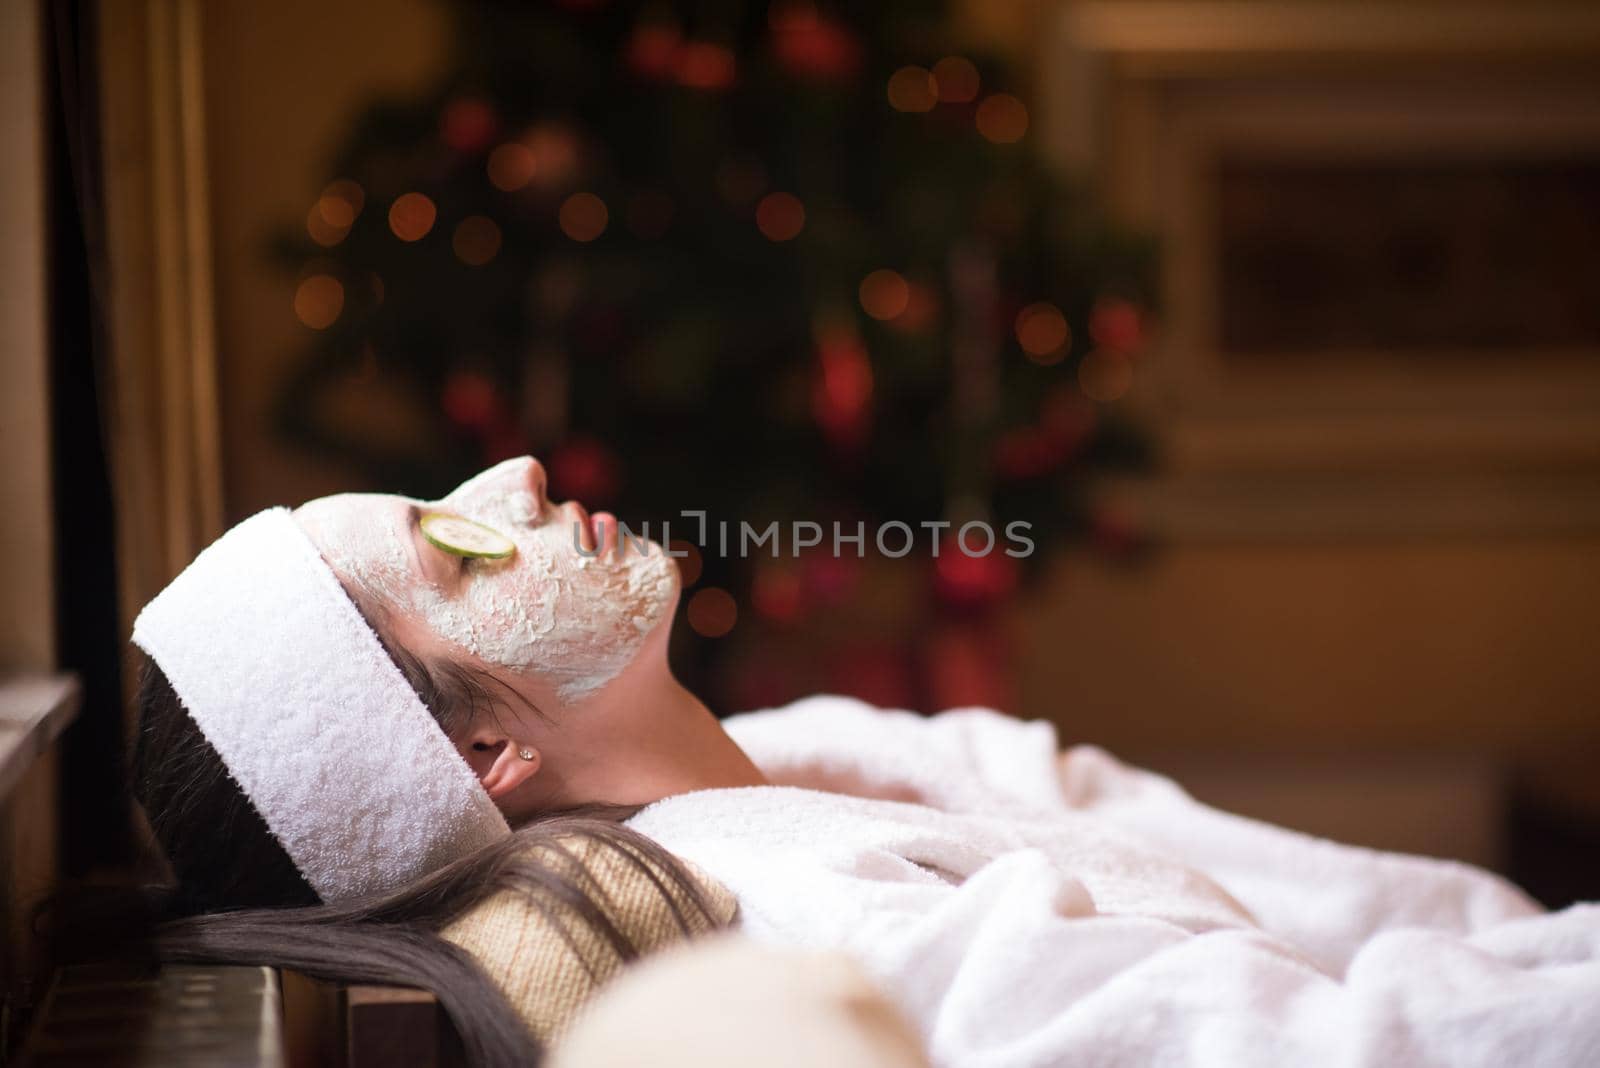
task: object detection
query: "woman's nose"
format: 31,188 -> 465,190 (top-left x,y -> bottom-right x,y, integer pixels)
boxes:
513,455 -> 548,499
443,455 -> 548,507
528,454 -> 553,498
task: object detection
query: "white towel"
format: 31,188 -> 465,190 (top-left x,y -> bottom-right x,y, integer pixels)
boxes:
625,695 -> 1600,1068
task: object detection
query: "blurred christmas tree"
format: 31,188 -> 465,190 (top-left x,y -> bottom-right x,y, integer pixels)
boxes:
273,0 -> 1155,710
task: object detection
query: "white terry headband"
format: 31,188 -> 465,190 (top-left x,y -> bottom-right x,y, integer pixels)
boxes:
132,507 -> 510,902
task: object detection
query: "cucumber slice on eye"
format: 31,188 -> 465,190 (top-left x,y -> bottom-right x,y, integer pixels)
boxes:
419,512 -> 517,559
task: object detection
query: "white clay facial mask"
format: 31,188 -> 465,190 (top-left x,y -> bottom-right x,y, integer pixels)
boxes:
294,457 -> 678,703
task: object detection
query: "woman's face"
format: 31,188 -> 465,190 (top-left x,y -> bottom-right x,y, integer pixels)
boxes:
293,456 -> 679,704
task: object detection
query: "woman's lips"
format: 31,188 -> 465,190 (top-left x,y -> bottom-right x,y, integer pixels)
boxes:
555,501 -> 624,556
590,511 -> 617,554
562,501 -> 595,552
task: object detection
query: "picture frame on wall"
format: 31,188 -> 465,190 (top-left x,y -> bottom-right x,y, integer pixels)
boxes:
1043,1 -> 1600,538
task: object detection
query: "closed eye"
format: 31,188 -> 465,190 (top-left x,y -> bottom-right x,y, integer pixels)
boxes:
407,505 -> 467,584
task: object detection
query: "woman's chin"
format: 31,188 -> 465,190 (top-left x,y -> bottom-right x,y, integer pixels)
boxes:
648,582 -> 682,639
637,581 -> 682,651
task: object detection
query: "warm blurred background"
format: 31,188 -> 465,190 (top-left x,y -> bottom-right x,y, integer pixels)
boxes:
203,0 -> 1156,723
4,0 -> 1600,1044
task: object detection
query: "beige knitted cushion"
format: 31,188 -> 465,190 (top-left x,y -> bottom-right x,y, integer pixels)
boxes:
440,834 -> 738,1046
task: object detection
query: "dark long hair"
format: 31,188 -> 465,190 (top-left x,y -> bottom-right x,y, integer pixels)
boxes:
54,635 -> 725,1068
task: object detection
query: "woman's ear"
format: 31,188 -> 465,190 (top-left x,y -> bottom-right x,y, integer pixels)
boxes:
463,731 -> 542,800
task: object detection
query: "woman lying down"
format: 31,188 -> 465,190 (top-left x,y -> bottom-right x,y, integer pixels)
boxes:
122,456 -> 1599,1067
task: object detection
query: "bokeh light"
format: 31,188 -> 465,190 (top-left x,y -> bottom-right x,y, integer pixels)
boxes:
889,282 -> 939,334
813,323 -> 874,448
293,274 -> 344,330
440,97 -> 499,153
887,66 -> 938,113
752,565 -> 805,624
668,540 -> 703,586
308,180 -> 363,246
675,41 -> 737,91
318,180 -> 363,227
306,204 -> 346,247
768,2 -> 862,82
452,216 -> 502,266
559,192 -> 608,242
487,143 -> 537,192
1015,302 -> 1071,363
756,192 -> 806,241
932,57 -> 980,103
1077,349 -> 1134,402
933,541 -> 1019,607
859,269 -> 910,321
388,192 -> 437,242
625,23 -> 682,80
976,93 -> 1029,143
441,370 -> 502,431
687,587 -> 738,638
526,124 -> 582,188
1089,296 -> 1145,352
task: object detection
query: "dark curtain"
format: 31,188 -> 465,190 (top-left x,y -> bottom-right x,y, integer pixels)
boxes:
45,0 -> 132,874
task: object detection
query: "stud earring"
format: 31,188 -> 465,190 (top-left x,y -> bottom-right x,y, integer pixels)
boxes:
518,746 -> 536,762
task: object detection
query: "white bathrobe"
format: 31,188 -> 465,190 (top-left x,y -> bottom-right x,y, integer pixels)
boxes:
625,695 -> 1600,1068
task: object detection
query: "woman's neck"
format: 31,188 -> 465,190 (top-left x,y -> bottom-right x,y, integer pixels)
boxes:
527,664 -> 770,815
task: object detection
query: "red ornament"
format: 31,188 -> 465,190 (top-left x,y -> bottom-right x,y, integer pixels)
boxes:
752,563 -> 807,625
1089,297 -> 1144,353
547,436 -> 622,503
933,535 -> 1019,610
441,370 -> 505,433
800,550 -> 863,607
811,326 -> 873,450
440,97 -> 499,155
625,24 -> 682,80
993,388 -> 1096,481
771,12 -> 862,84
481,423 -> 532,466
524,123 -> 584,189
674,42 -> 737,91
926,622 -> 1014,712
992,428 -> 1066,482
